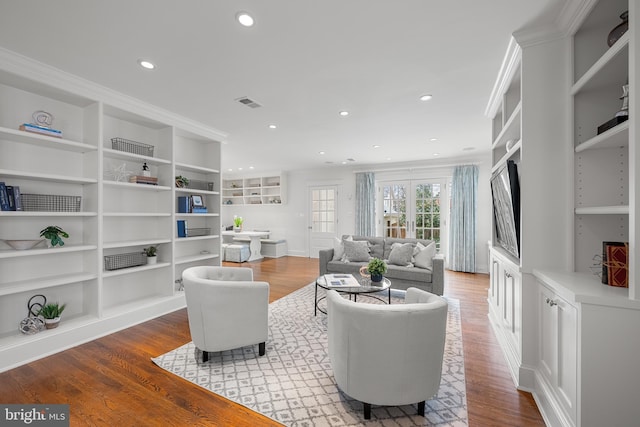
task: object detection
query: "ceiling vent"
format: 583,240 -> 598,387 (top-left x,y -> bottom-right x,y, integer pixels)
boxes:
236,96 -> 262,109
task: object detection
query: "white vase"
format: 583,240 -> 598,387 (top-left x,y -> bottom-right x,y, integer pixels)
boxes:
147,256 -> 157,265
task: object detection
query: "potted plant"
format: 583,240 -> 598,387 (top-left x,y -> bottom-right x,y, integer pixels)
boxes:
175,175 -> 189,188
143,246 -> 157,264
233,215 -> 243,232
38,302 -> 66,329
40,226 -> 69,247
365,257 -> 387,283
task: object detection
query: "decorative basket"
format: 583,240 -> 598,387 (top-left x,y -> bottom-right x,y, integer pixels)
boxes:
187,227 -> 210,237
104,252 -> 146,271
111,137 -> 155,157
186,180 -> 214,191
22,194 -> 82,212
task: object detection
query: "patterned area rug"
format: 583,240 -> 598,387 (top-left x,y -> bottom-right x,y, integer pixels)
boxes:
152,283 -> 468,426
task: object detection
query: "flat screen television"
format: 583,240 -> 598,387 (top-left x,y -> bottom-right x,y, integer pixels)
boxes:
490,160 -> 520,259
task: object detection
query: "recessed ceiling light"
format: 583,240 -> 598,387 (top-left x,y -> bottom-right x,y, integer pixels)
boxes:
236,12 -> 254,27
339,111 -> 349,117
268,124 -> 277,129
249,166 -> 254,169
429,138 -> 438,142
433,153 -> 440,156
373,145 -> 381,149
319,151 -> 325,155
227,168 -> 233,172
386,157 -> 392,161
138,59 -> 156,70
420,94 -> 433,101
341,161 -> 348,165
238,167 -> 243,171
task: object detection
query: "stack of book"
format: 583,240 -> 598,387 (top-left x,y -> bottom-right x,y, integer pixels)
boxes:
129,175 -> 158,185
19,123 -> 63,138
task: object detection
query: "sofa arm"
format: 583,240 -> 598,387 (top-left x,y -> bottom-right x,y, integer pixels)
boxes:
431,254 -> 445,295
319,248 -> 334,275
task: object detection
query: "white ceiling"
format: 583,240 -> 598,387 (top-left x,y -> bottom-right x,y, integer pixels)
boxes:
0,0 -> 562,173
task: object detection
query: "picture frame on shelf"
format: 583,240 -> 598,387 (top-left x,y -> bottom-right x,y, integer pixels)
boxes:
190,195 -> 204,207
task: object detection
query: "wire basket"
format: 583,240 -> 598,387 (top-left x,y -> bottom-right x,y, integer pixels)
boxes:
111,137 -> 155,157
104,252 -> 146,271
186,180 -> 214,191
22,194 -> 82,212
187,227 -> 210,237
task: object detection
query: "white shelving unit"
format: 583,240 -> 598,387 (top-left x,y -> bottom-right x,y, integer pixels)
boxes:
0,48 -> 224,372
222,173 -> 286,205
488,1 -> 640,425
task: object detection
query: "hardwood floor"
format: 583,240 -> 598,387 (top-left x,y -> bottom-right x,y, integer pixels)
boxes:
0,257 -> 544,426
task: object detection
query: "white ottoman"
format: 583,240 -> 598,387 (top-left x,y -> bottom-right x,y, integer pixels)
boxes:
225,244 -> 250,263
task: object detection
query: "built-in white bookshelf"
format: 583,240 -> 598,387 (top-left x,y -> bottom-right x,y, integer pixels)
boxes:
222,174 -> 286,205
0,47 -> 225,372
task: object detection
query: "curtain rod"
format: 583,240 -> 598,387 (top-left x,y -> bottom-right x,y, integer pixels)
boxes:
353,162 -> 481,174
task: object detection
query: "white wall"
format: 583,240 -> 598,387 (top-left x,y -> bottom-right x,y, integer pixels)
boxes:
222,153 -> 493,273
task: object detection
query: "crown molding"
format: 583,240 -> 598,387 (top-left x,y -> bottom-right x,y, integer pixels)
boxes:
485,37 -> 521,118
0,47 -> 228,142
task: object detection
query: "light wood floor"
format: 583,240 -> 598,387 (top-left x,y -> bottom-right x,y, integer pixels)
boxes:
0,257 -> 545,426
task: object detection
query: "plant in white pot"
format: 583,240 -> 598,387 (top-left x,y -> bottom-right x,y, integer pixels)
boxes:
143,246 -> 157,264
38,302 -> 66,329
39,226 -> 69,247
233,215 -> 243,232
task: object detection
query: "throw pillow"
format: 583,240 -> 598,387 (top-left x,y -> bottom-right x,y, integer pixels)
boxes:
414,241 -> 436,269
388,242 -> 415,266
343,240 -> 370,262
331,236 -> 351,261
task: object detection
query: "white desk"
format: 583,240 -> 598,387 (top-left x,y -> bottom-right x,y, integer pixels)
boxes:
222,230 -> 270,261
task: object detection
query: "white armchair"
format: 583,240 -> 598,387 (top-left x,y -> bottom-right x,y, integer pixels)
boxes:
182,266 -> 269,362
327,287 -> 447,419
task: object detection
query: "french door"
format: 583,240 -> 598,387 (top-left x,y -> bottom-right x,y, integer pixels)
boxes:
379,180 -> 447,253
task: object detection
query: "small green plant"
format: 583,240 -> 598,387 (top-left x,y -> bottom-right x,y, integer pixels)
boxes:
143,246 -> 157,257
366,258 -> 387,276
38,302 -> 66,319
233,216 -> 243,228
40,226 -> 69,247
175,175 -> 190,188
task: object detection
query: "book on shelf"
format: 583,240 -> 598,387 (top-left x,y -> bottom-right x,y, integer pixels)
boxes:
324,274 -> 361,287
603,242 -> 628,288
129,175 -> 158,185
19,123 -> 63,138
601,241 -> 626,285
6,185 -> 22,211
0,182 -> 9,211
177,220 -> 187,237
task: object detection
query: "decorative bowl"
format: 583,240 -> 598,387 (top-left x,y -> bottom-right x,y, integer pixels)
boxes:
3,239 -> 45,250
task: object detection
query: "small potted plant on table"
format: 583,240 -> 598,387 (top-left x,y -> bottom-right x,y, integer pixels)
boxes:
38,302 -> 66,329
40,226 -> 69,247
143,246 -> 157,264
365,258 -> 387,283
233,215 -> 243,232
175,175 -> 189,188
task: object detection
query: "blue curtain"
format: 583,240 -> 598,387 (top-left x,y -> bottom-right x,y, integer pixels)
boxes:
449,165 -> 478,272
355,172 -> 375,236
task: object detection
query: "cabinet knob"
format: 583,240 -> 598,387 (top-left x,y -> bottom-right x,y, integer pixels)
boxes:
546,298 -> 557,307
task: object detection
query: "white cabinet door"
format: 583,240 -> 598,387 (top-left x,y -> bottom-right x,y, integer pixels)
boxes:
538,283 -> 577,425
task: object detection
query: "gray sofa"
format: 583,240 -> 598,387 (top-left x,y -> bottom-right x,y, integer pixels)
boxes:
318,236 -> 444,295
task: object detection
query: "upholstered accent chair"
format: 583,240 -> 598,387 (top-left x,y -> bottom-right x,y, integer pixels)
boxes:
327,287 -> 447,419
182,266 -> 269,362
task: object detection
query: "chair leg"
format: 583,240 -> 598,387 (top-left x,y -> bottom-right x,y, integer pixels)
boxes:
258,342 -> 266,356
202,351 -> 208,363
363,402 -> 371,420
417,400 -> 425,416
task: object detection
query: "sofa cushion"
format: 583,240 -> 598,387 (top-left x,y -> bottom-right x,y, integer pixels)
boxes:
413,241 -> 437,269
388,242 -> 415,266
343,240 -> 370,262
385,264 -> 432,283
345,235 -> 384,259
383,237 -> 433,260
332,235 -> 353,261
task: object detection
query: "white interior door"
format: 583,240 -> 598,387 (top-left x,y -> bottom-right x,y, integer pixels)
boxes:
308,185 -> 338,258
